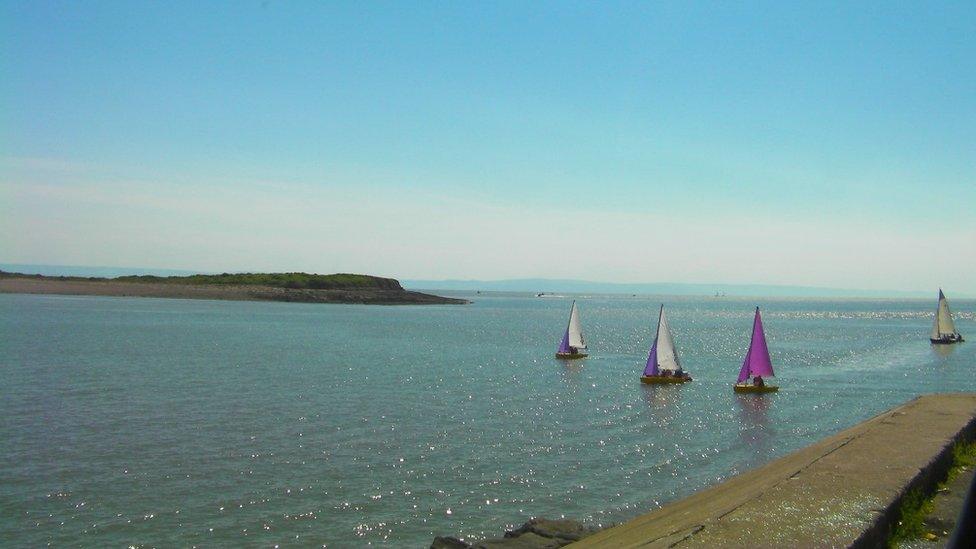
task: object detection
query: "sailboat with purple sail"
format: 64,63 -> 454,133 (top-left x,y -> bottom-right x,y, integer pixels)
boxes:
640,305 -> 691,384
555,300 -> 588,359
733,307 -> 779,393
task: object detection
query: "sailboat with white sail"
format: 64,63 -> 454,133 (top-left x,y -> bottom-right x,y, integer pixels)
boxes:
555,300 -> 588,359
931,289 -> 964,344
641,305 -> 691,384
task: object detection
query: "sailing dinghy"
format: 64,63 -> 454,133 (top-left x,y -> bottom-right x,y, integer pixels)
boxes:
640,305 -> 691,384
555,300 -> 588,359
733,307 -> 779,393
931,289 -> 964,344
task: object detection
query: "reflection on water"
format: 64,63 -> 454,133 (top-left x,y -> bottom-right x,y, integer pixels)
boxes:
558,358 -> 586,380
639,384 -> 686,435
3,293 -> 974,547
736,394 -> 773,461
640,384 -> 683,413
931,343 -> 958,359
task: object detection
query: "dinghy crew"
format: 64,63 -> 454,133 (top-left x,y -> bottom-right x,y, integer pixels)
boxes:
657,368 -> 691,380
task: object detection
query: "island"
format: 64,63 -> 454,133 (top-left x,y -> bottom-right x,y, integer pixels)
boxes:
0,270 -> 469,305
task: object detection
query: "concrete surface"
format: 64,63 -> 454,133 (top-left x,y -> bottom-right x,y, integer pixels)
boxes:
570,393 -> 976,548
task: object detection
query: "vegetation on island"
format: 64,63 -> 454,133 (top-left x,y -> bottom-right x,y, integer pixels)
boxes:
0,270 -> 402,290
113,272 -> 402,290
0,269 -> 468,304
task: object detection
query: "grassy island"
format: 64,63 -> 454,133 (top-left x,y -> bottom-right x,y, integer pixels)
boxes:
0,270 -> 467,305
114,272 -> 404,290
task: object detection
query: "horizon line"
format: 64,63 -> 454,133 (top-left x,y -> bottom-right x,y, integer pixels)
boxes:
1,263 -> 970,299
403,282 -> 958,299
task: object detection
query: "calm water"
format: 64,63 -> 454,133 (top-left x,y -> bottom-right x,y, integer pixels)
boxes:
1,292 -> 974,547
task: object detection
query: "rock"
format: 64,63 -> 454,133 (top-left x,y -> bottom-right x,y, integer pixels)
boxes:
505,517 -> 597,542
431,536 -> 472,549
474,532 -> 567,548
434,517 -> 599,549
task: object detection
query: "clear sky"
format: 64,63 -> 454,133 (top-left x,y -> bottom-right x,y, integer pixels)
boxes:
2,1 -> 974,294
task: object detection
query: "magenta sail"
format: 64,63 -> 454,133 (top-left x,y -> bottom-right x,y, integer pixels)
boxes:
736,307 -> 775,383
557,329 -> 571,354
643,341 -> 659,376
643,304 -> 662,376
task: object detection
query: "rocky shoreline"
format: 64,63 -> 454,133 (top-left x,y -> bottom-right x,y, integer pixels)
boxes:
0,274 -> 469,305
431,518 -> 599,548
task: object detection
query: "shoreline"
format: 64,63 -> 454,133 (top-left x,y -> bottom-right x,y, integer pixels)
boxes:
571,393 -> 976,548
433,393 -> 976,548
0,276 -> 469,305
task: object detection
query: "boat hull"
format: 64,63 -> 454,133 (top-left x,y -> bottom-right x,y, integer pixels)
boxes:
641,375 -> 692,384
931,336 -> 964,344
555,352 -> 588,359
733,384 -> 779,393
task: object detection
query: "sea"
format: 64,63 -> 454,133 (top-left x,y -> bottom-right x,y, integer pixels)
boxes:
1,292 -> 974,547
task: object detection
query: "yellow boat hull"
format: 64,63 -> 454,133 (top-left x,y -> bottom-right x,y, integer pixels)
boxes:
555,352 -> 588,359
640,375 -> 692,384
733,384 -> 779,393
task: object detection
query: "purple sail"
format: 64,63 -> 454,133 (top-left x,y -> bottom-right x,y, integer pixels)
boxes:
557,329 -> 571,354
643,340 -> 659,376
736,307 -> 775,383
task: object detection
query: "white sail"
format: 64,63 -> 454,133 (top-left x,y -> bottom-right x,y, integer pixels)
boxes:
568,301 -> 586,349
655,306 -> 681,371
932,290 -> 958,338
930,306 -> 942,339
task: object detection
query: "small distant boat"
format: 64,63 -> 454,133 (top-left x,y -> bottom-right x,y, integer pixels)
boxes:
641,305 -> 691,384
555,300 -> 588,359
931,289 -> 964,344
733,307 -> 778,393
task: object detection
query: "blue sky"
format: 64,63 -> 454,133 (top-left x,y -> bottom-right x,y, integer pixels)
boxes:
2,1 -> 974,293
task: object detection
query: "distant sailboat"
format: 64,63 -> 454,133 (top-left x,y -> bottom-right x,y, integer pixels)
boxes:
555,300 -> 588,359
641,305 -> 691,384
931,289 -> 964,344
733,307 -> 779,393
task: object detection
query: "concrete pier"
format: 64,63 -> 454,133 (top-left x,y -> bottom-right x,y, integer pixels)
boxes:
571,393 -> 976,548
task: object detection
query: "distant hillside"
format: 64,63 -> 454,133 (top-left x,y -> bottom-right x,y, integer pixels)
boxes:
0,263 -> 202,279
402,278 -> 938,298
